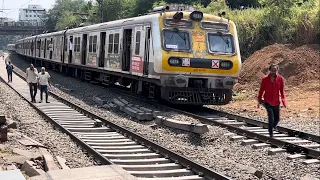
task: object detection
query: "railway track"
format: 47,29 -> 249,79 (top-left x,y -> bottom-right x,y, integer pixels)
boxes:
173,106 -> 320,164
2,62 -> 230,180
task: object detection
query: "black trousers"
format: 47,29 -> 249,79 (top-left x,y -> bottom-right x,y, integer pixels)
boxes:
29,83 -> 37,101
7,72 -> 12,82
265,103 -> 280,137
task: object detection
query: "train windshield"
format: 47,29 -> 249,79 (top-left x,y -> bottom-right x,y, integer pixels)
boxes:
163,29 -> 190,51
208,33 -> 234,54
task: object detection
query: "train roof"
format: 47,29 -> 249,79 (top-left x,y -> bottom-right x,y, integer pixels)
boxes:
17,8 -> 233,42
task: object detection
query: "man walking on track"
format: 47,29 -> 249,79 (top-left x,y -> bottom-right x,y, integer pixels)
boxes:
6,61 -> 13,83
257,64 -> 287,138
38,67 -> 51,103
26,64 -> 38,103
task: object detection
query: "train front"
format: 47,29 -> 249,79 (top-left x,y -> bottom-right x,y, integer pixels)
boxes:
154,5 -> 241,105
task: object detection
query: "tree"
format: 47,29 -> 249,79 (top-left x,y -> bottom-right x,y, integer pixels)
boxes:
44,0 -> 92,31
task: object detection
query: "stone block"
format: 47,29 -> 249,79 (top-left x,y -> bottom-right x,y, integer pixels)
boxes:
39,148 -> 59,171
12,148 -> 42,160
0,115 -> 6,125
4,155 -> 30,165
18,134 -> 46,148
112,98 -> 126,111
93,96 -> 107,106
138,106 -> 153,113
21,160 -> 45,177
56,156 -> 70,169
152,111 -> 161,118
1,126 -> 8,142
155,116 -> 209,134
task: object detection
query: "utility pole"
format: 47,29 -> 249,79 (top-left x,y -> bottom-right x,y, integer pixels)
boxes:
96,0 -> 103,23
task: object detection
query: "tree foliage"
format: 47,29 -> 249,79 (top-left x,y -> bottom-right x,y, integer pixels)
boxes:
44,0 -> 319,58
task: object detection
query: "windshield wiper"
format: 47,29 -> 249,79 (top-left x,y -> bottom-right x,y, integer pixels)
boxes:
217,31 -> 230,47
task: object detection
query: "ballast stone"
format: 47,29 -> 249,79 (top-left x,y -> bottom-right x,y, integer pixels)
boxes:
155,116 -> 209,134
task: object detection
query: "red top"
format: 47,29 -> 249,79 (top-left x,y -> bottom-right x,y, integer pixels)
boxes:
258,74 -> 287,107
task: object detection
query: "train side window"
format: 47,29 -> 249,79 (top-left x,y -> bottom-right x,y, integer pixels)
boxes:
108,34 -> 114,53
135,31 -> 141,55
93,35 -> 97,53
74,37 -> 77,52
114,33 -> 119,54
89,36 -> 93,53
77,37 -> 81,52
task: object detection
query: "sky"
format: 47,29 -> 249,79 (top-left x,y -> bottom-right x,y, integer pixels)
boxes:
1,0 -> 55,20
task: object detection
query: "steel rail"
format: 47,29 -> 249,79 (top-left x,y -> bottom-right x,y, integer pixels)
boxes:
0,74 -> 113,165
10,66 -> 231,180
201,107 -> 320,144
171,107 -> 320,160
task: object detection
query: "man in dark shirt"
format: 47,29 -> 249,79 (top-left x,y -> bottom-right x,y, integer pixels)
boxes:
257,64 -> 287,137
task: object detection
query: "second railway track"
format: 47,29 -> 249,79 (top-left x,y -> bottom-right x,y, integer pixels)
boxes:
1,60 -> 230,179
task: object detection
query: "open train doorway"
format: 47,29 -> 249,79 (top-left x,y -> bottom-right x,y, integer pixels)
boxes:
121,29 -> 132,71
99,32 -> 106,67
81,34 -> 88,65
68,36 -> 73,63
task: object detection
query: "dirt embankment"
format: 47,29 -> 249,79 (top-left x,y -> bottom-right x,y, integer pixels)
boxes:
214,44 -> 319,120
236,44 -> 319,91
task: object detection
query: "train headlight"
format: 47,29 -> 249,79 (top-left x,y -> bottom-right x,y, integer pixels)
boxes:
168,57 -> 182,66
220,61 -> 233,69
190,11 -> 203,21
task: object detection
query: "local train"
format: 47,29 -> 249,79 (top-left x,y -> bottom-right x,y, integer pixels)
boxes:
7,44 -> 16,54
14,4 -> 241,105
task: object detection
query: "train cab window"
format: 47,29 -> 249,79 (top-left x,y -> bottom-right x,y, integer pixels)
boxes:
108,34 -> 114,53
114,33 -> 119,54
163,29 -> 190,51
207,33 -> 234,54
135,31 -> 141,55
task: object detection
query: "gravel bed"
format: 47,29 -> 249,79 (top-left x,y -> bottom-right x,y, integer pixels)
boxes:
208,105 -> 320,135
0,81 -> 95,168
10,55 -> 320,179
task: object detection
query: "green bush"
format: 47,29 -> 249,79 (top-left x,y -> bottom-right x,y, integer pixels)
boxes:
201,0 -> 319,59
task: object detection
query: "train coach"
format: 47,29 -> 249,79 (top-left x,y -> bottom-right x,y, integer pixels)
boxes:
15,4 -> 242,105
7,44 -> 16,54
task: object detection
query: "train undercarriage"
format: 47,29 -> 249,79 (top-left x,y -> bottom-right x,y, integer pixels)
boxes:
21,55 -> 232,106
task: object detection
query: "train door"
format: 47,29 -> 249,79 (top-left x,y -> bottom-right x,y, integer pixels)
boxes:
68,36 -> 73,63
121,29 -> 132,71
50,38 -> 53,59
81,34 -> 88,65
38,39 -> 41,57
44,39 -> 47,58
61,37 -> 64,62
143,25 -> 151,75
99,32 -> 106,67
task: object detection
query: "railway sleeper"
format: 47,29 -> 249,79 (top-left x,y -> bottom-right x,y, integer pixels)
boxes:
128,169 -> 194,178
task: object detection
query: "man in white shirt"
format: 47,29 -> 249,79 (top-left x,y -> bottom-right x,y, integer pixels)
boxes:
38,67 -> 51,103
26,64 -> 38,103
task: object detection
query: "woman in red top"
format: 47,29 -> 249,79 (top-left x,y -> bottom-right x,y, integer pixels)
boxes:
257,64 -> 287,137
